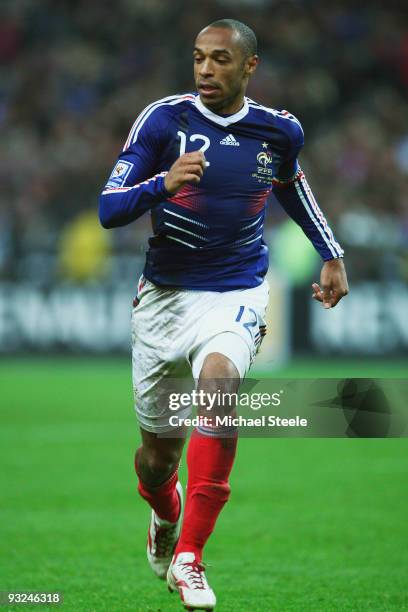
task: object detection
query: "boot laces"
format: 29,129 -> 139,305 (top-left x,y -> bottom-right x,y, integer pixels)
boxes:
154,523 -> 178,557
181,560 -> 206,590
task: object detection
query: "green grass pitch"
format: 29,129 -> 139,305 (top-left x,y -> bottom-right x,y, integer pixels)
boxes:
1,358 -> 407,611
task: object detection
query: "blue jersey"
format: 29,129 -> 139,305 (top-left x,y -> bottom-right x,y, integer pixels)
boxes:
99,93 -> 343,291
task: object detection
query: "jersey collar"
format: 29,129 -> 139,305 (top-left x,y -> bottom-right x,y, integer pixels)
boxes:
194,95 -> 249,126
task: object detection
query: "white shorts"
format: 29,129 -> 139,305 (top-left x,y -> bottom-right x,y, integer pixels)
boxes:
131,276 -> 269,433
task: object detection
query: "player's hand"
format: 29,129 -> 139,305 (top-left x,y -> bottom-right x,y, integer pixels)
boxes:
164,151 -> 206,194
312,258 -> 349,309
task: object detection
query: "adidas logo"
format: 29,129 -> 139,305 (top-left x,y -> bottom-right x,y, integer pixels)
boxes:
220,133 -> 240,146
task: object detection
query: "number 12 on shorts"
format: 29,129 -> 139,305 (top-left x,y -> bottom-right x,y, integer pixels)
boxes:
235,305 -> 258,336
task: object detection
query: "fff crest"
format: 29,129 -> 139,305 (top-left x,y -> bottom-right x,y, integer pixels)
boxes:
256,151 -> 273,167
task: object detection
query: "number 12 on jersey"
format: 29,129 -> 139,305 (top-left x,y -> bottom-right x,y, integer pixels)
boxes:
178,131 -> 211,166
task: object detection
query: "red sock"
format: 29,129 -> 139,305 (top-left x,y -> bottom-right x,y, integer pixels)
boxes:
174,427 -> 238,561
134,449 -> 180,523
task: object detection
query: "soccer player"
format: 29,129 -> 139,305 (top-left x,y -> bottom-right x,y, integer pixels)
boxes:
99,19 -> 348,611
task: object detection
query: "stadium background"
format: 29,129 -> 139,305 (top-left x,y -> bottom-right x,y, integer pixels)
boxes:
1,1 -> 407,610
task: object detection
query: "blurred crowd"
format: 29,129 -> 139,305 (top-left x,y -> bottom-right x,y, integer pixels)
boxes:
1,0 -> 408,284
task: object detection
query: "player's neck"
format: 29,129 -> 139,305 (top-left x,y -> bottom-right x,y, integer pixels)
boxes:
201,94 -> 245,116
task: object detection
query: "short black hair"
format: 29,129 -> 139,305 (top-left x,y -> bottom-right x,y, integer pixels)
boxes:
206,19 -> 257,57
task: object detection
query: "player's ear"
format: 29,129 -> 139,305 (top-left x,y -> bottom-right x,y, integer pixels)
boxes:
246,55 -> 259,76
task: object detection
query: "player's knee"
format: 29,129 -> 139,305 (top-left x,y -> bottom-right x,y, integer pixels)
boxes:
140,446 -> 180,481
199,352 -> 239,381
197,353 -> 240,416
199,353 -> 240,398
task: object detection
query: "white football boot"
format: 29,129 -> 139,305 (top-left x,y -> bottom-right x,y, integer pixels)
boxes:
167,552 -> 216,610
146,481 -> 183,579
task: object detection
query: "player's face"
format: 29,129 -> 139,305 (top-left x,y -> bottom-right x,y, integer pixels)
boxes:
194,27 -> 258,114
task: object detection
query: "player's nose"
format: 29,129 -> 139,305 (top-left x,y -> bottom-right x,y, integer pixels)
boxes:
199,58 -> 215,77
